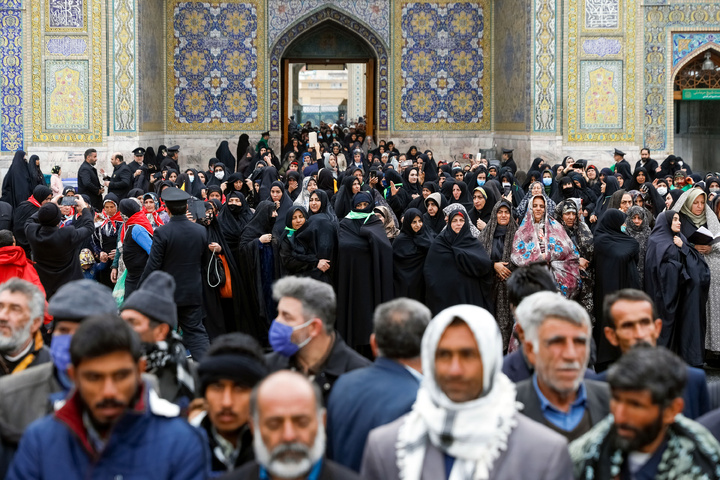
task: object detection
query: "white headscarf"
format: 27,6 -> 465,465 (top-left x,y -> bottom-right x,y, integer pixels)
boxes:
396,305 -> 520,480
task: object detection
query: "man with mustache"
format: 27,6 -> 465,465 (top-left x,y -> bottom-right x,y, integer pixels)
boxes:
191,333 -> 268,475
6,315 -> 208,479
221,371 -> 360,479
570,345 -> 720,479
514,292 -> 610,442
0,279 -> 49,377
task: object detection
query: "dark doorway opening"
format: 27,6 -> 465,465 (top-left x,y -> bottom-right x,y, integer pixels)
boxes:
673,48 -> 720,172
281,22 -> 376,148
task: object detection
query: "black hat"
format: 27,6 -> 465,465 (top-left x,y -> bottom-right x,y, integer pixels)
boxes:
614,148 -> 625,156
167,145 -> 180,153
132,147 -> 146,156
121,271 -> 177,329
38,203 -> 62,227
48,280 -> 116,321
119,198 -> 141,217
161,187 -> 191,202
32,185 -> 53,203
261,131 -> 270,137
502,148 -> 514,154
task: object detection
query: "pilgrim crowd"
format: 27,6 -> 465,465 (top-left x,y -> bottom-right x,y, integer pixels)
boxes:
0,121 -> 719,479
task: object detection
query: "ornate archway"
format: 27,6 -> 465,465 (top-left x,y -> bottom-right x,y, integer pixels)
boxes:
268,7 -> 389,133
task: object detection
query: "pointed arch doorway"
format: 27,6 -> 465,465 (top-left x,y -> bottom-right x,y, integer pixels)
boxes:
279,21 -> 377,148
673,47 -> 720,172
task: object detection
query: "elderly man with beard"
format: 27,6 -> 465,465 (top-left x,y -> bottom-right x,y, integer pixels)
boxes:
514,292 -> 610,442
361,305 -> 573,480
221,370 -> 360,480
7,315 -> 208,479
0,279 -> 49,376
570,345 -> 720,479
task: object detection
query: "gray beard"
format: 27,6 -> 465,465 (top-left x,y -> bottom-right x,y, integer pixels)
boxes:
252,423 -> 326,479
0,320 -> 33,355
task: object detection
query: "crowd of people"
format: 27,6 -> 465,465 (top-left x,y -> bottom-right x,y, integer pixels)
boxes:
0,122 -> 719,479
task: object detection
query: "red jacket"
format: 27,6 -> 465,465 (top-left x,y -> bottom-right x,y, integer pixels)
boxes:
0,245 -> 53,325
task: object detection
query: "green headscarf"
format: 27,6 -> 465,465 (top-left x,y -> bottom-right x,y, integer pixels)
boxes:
680,188 -> 707,227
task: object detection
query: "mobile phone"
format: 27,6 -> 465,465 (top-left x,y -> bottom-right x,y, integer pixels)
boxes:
61,196 -> 77,206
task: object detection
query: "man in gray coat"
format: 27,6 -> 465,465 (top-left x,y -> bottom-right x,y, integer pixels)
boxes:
360,304 -> 573,480
514,292 -> 610,442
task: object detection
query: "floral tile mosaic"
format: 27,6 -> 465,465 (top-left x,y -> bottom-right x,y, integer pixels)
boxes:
394,1 -> 490,130
167,0 -> 265,130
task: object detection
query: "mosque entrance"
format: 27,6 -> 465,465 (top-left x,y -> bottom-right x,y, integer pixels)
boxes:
280,22 -> 376,148
673,48 -> 720,173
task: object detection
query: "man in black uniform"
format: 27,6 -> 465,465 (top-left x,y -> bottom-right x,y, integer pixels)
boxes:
104,152 -> 133,200
139,187 -> 210,360
501,148 -> 517,175
77,149 -> 103,211
161,145 -> 181,172
128,147 -> 150,192
612,148 -> 632,184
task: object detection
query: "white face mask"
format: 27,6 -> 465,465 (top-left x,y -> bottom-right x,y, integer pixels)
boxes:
657,186 -> 667,196
502,182 -> 511,189
214,171 -> 225,180
188,175 -> 195,183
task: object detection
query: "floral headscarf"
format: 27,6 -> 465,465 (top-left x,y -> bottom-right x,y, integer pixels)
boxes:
511,195 -> 580,297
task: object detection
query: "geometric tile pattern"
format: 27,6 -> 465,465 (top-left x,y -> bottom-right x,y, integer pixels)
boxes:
534,0 -> 556,132
44,60 -> 89,130
167,0 -> 265,130
0,0 -> 23,151
393,0 -> 490,130
113,0 -> 136,131
269,6 -> 388,131
643,4 -> 720,150
673,32 -> 720,68
267,0 -> 390,46
566,0 -> 635,142
31,0 -> 102,142
579,60 -> 622,130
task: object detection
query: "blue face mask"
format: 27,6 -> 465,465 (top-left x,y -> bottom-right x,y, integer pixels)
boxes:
621,225 -> 627,233
542,178 -> 552,186
477,179 -> 485,186
50,334 -> 73,374
268,319 -> 314,357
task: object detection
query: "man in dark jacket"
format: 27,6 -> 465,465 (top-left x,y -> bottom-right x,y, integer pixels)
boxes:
612,148 -> 633,183
25,201 -> 94,298
0,279 -> 50,377
128,147 -> 150,192
264,276 -> 370,404
76,148 -> 103,211
104,152 -> 133,199
121,271 -> 194,406
600,289 -> 709,419
635,148 -> 659,181
139,187 -> 210,360
192,333 -> 268,475
515,292 -> 610,442
221,371 -> 361,480
326,298 -> 430,472
6,315 -> 209,480
501,148 -> 517,175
